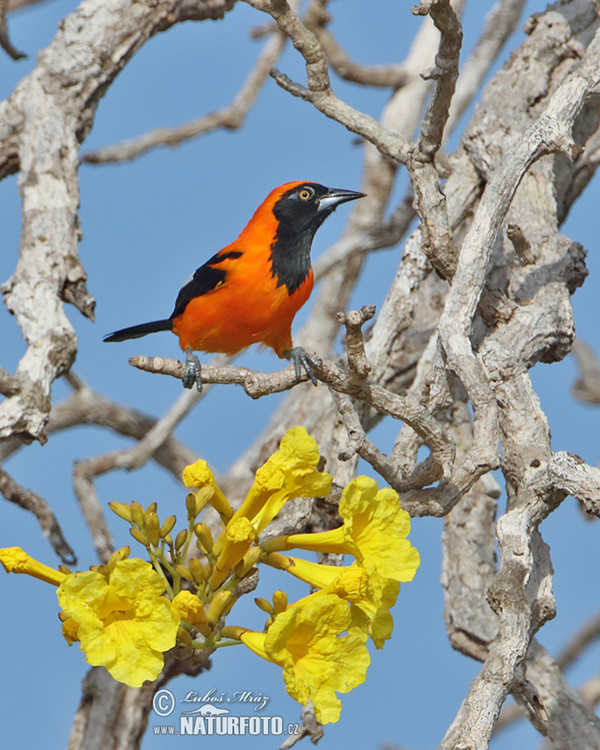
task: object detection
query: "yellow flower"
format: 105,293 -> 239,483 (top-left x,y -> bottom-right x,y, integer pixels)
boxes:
57,558 -> 180,687
172,590 -> 208,629
264,553 -> 399,648
240,591 -> 369,724
265,476 -> 420,583
229,426 -> 332,534
183,460 -> 233,521
0,546 -> 66,586
209,516 -> 258,589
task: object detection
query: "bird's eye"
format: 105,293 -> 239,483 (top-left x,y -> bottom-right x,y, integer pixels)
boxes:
298,187 -> 314,201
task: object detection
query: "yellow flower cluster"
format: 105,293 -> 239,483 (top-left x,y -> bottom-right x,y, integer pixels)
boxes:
0,426 -> 419,723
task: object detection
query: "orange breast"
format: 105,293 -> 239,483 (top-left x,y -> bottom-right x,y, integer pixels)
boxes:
172,249 -> 313,357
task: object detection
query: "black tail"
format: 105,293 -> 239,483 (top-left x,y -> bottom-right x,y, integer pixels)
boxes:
104,319 -> 172,343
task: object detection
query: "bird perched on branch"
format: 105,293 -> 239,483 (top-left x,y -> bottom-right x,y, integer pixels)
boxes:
104,180 -> 365,390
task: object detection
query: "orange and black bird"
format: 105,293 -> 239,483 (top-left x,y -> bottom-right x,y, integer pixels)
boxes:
104,181 -> 365,390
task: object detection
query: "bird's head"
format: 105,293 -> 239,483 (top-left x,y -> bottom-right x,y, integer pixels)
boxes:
271,181 -> 365,233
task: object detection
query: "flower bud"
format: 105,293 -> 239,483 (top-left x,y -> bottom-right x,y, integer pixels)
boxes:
254,597 -> 274,616
145,512 -> 160,547
108,502 -> 133,523
186,492 -> 198,518
188,557 -> 206,584
107,546 -> 130,572
194,486 -> 216,516
175,564 -> 193,581
221,625 -> 247,641
129,527 -> 148,547
272,590 -> 288,614
130,501 -> 145,528
194,523 -> 213,553
234,547 -> 261,578
160,515 -> 177,538
207,590 -> 234,624
175,529 -> 188,551
176,626 -> 193,647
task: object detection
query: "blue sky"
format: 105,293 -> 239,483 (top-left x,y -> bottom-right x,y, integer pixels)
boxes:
1,1 -> 599,748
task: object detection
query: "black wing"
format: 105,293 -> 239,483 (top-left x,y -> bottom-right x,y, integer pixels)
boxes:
170,250 -> 243,319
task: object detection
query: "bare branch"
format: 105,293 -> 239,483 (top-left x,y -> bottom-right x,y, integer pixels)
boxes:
67,648 -> 211,750
408,0 -> 462,282
556,611 -> 600,672
278,704 -> 323,749
571,338 -> 600,404
336,304 -> 375,380
298,3 -> 449,362
71,380 -> 212,562
438,25 -> 600,480
330,388 -> 443,494
510,640 -> 600,748
415,0 -> 462,157
444,0 -> 528,141
0,465 -> 76,563
303,0 -> 409,88
0,0 -> 236,446
440,483 -> 559,749
0,0 -> 26,60
129,348 -> 456,481
243,0 -> 410,164
0,366 -> 20,397
548,451 -> 600,516
0,374 -> 200,473
82,0 -> 296,164
72,458 -> 115,565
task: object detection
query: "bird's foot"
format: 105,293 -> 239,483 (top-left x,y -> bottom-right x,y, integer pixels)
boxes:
283,347 -> 320,386
183,348 -> 202,391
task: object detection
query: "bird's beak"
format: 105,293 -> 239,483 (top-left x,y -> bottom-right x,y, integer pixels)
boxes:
317,188 -> 366,212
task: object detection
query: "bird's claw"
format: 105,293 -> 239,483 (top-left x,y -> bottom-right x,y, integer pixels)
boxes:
183,349 -> 202,391
283,347 -> 319,386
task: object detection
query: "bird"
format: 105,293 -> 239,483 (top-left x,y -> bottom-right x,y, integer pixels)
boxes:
104,180 -> 365,390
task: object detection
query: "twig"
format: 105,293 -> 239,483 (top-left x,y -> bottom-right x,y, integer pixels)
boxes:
0,0 -> 236,445
0,466 -> 76,564
0,0 -> 26,60
129,344 -> 456,480
556,612 -> 600,672
495,638 -> 600,744
107,386 -> 204,471
444,0 -> 527,143
415,0 -> 462,158
129,354 -> 311,396
82,0 -> 297,164
336,304 -> 375,380
312,191 -> 415,280
72,379 -> 210,562
0,365 -> 20,397
548,451 -> 600,516
408,0 -> 462,280
243,0 -> 410,164
330,389 -> 443,494
303,0 -> 409,88
278,704 -> 323,749
72,458 -> 115,565
571,338 -> 600,405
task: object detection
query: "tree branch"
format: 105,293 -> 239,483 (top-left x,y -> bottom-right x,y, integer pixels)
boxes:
0,465 -> 76,563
